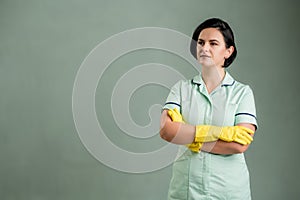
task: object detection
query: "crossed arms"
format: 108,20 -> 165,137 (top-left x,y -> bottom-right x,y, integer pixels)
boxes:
160,109 -> 255,155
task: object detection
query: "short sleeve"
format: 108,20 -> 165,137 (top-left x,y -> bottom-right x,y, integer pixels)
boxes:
162,81 -> 182,111
234,86 -> 258,129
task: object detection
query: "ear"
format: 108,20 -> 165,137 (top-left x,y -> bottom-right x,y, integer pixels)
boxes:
225,46 -> 234,59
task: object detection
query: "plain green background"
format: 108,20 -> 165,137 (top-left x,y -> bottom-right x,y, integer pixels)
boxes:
1,0 -> 300,199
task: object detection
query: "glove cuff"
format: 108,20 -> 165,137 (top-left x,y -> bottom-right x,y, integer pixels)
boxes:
186,142 -> 201,153
195,125 -> 220,143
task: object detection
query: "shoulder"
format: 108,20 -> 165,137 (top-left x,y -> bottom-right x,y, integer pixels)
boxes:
233,80 -> 254,95
171,77 -> 197,89
225,73 -> 256,102
233,80 -> 251,90
228,73 -> 254,95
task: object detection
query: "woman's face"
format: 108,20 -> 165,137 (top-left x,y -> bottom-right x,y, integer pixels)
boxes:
197,28 -> 233,68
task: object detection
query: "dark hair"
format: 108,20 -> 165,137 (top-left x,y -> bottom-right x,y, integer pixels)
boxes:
190,18 -> 237,68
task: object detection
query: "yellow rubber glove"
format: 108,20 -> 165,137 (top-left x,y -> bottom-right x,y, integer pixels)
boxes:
167,108 -> 184,123
195,125 -> 254,145
167,108 -> 203,152
185,142 -> 202,152
167,108 -> 254,152
188,126 -> 254,153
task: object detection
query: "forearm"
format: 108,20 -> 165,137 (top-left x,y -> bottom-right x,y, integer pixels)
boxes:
161,123 -> 252,153
200,123 -> 254,154
201,140 -> 250,154
160,110 -> 196,144
160,109 -> 255,153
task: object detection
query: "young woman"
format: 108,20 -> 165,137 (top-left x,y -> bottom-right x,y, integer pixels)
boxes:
160,18 -> 258,199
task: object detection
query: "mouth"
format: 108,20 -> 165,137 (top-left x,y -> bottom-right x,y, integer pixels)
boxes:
199,55 -> 210,58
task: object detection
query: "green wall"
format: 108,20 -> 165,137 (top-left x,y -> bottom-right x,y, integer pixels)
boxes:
1,0 -> 300,199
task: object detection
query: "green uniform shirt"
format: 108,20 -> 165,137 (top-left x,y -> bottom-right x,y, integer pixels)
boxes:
163,72 -> 257,128
163,72 -> 258,200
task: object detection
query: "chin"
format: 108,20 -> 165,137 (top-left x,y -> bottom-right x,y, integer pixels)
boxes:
198,60 -> 215,67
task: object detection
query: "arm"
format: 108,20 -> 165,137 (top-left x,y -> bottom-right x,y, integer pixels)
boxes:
159,110 -> 196,144
160,109 -> 255,154
208,85 -> 258,154
201,123 -> 255,154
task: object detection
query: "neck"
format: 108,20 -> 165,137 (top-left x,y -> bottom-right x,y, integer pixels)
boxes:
201,67 -> 225,93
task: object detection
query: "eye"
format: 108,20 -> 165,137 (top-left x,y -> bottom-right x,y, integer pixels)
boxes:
197,40 -> 204,46
210,42 -> 218,46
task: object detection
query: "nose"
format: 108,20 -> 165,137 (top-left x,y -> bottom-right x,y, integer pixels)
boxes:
201,42 -> 210,52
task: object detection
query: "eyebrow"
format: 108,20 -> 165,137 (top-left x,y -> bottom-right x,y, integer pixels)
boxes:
198,39 -> 220,43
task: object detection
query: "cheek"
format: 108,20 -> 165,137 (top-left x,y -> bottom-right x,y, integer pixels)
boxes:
196,47 -> 201,59
215,49 -> 227,58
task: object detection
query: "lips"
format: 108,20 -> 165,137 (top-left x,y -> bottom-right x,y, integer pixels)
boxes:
200,55 -> 210,58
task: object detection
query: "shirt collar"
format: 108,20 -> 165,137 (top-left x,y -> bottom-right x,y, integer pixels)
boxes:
192,71 -> 235,87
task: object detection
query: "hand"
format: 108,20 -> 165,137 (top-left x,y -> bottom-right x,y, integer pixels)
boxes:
195,125 -> 254,145
167,108 -> 202,152
167,108 -> 184,123
217,126 -> 254,145
186,142 -> 203,153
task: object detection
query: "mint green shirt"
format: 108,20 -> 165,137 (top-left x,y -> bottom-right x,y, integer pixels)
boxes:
163,72 -> 258,200
163,72 -> 257,128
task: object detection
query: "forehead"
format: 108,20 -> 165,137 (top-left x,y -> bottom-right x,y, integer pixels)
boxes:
198,28 -> 224,41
